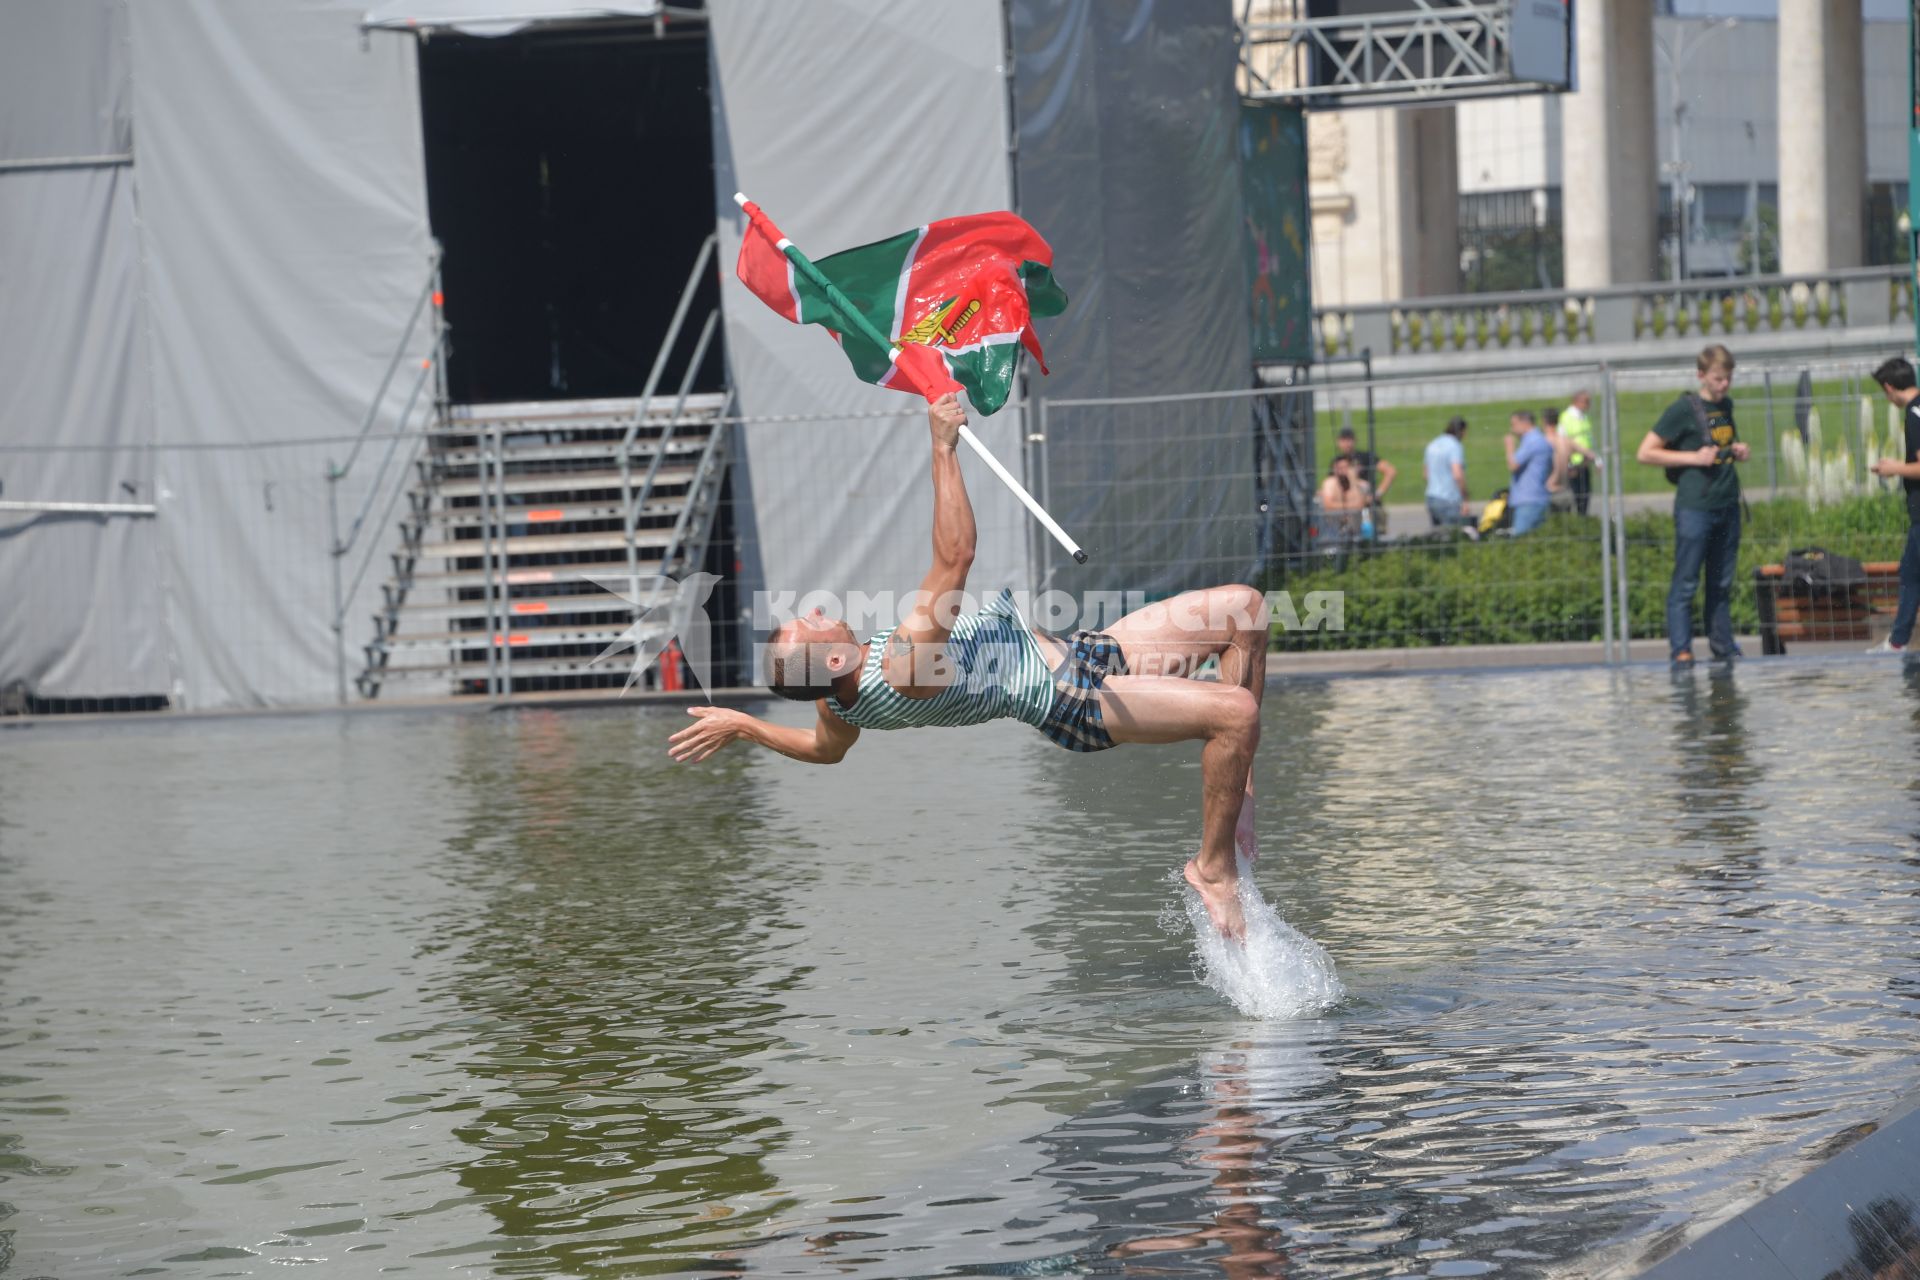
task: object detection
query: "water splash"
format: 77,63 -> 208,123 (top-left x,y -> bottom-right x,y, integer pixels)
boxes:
1166,860 -> 1345,1020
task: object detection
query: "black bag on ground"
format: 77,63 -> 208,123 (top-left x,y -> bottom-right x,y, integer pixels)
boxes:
1783,546 -> 1866,594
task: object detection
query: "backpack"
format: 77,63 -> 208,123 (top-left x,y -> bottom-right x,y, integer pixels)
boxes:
1783,546 -> 1866,595
1665,394 -> 1712,485
1477,487 -> 1513,536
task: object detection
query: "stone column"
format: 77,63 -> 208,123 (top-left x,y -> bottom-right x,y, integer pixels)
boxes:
1307,104 -> 1458,305
1561,0 -> 1657,287
1778,0 -> 1865,273
1399,105 -> 1460,297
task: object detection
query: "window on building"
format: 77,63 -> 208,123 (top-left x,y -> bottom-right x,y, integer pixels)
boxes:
1662,183 -> 1779,278
1688,183 -> 1748,278
1457,188 -> 1562,293
1750,183 -> 1779,274
1696,184 -> 1745,240
1868,182 -> 1913,266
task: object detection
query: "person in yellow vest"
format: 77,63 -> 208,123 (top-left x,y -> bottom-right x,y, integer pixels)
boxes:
1561,389 -> 1598,515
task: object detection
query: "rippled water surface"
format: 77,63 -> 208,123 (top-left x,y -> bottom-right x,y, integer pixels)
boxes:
6,659 -> 1920,1278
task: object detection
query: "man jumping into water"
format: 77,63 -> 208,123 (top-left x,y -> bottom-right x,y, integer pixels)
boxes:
668,394 -> 1268,939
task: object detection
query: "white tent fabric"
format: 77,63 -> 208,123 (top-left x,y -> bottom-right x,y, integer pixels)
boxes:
0,1 -> 165,701
0,162 -> 170,700
5,0 -> 1257,707
1008,0 -> 1257,597
361,0 -> 662,37
0,0 -> 130,165
1,0 -> 436,709
130,0 -> 437,708
706,0 -> 1030,638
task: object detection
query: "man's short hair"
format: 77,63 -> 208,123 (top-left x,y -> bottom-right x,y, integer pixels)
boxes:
1874,356 -> 1917,393
1697,344 -> 1736,374
763,635 -> 834,702
1337,425 -> 1356,440
1511,409 -> 1536,426
1543,407 -> 1560,427
1446,415 -> 1468,439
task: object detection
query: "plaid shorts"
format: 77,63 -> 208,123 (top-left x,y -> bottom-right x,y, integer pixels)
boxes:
1036,630 -> 1130,752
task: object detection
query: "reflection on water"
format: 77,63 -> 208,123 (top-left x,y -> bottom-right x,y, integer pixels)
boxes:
1664,666 -> 1762,859
1106,1032 -> 1336,1278
424,710 -> 805,1274
4,661 -> 1920,1277
1025,1015 -> 1650,1278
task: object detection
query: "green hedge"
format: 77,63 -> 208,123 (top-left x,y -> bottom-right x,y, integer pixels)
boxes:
1270,495 -> 1910,650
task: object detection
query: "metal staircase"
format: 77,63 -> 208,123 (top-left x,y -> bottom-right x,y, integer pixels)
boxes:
358,390 -> 732,697
354,233 -> 729,700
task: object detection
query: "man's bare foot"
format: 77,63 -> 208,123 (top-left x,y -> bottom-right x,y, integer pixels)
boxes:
1234,793 -> 1259,863
1184,856 -> 1246,941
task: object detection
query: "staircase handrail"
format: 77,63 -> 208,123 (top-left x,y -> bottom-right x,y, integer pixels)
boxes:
625,308 -> 720,538
328,247 -> 448,704
330,248 -> 443,486
619,231 -> 717,457
656,384 -> 736,580
330,328 -> 444,645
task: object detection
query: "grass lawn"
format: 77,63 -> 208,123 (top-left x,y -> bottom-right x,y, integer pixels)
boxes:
1314,377 -> 1893,500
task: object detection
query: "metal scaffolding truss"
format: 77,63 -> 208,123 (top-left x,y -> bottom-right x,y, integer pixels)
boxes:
1239,1 -> 1559,109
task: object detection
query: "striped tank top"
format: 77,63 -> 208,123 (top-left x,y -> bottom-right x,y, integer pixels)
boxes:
827,589 -> 1055,732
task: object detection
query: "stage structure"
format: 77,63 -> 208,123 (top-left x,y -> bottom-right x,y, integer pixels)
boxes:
1240,0 -> 1572,109
1,0 -> 1339,709
1235,0 -> 1574,562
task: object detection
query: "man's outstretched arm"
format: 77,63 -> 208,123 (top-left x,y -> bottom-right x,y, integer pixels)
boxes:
905,394 -> 975,643
669,703 -> 860,765
886,395 -> 976,697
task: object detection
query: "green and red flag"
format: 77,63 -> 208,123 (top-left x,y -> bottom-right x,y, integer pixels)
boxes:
735,201 -> 1068,415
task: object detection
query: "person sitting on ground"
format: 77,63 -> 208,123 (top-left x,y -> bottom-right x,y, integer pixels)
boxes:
1333,425 -> 1396,507
667,394 -> 1271,941
1318,455 -> 1372,547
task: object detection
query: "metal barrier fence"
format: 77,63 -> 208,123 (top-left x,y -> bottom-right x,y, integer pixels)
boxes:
1040,363 -> 1620,651
1161,347 -> 1917,658
1315,266 -> 1912,361
5,340 -> 1916,714
1,433 -> 390,714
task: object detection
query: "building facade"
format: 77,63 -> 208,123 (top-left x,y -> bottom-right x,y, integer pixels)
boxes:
1307,6 -> 1911,306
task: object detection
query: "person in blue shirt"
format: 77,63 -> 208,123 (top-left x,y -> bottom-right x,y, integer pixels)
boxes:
1422,416 -> 1469,528
1504,410 -> 1554,535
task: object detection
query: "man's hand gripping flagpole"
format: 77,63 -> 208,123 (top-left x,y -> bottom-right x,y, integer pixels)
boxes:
733,192 -> 1089,565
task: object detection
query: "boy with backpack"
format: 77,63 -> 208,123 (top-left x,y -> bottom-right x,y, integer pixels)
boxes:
1636,344 -> 1750,664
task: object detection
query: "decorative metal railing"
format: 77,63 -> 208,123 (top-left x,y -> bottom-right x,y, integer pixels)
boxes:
1315,266 -> 1913,360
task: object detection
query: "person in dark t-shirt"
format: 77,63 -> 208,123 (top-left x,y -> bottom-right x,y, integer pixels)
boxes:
1636,344 -> 1750,664
1335,425 -> 1396,506
1869,356 -> 1920,653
